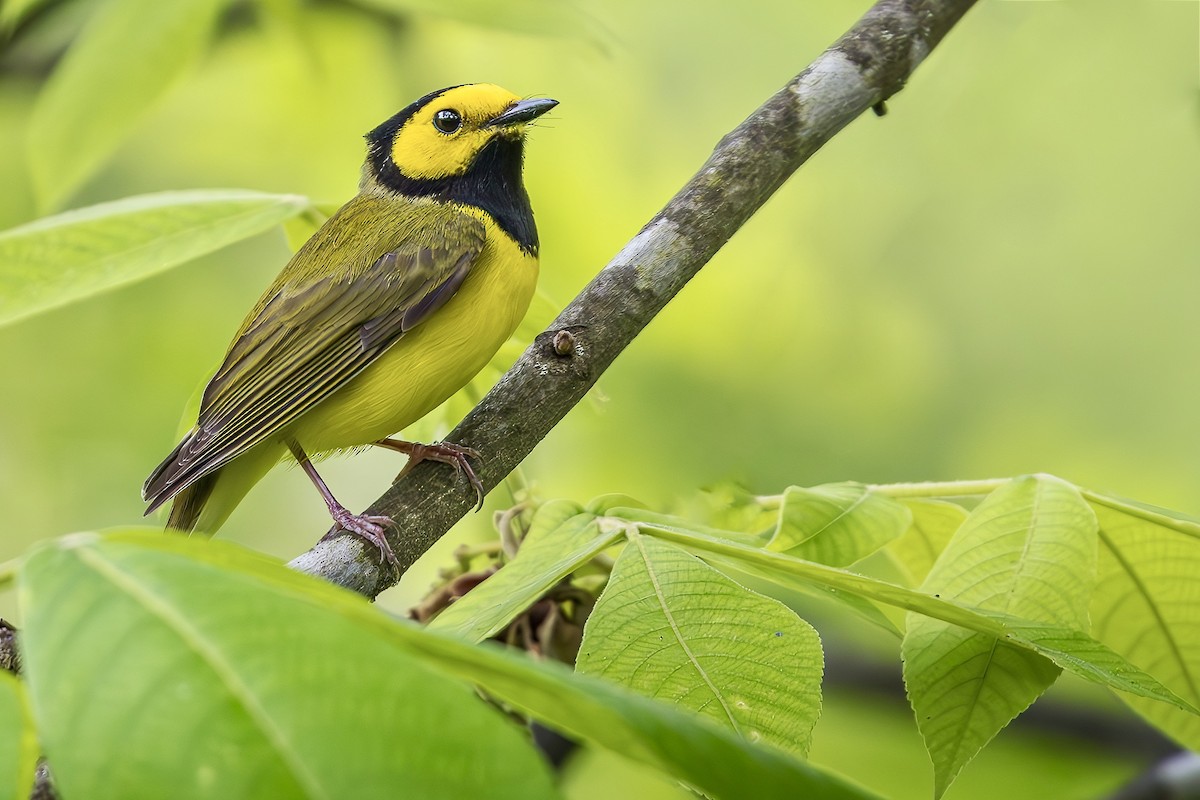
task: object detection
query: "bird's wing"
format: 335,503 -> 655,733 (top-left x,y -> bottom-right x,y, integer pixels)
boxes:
143,201 -> 486,510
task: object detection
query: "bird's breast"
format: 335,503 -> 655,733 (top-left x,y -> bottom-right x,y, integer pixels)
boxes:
289,226 -> 539,452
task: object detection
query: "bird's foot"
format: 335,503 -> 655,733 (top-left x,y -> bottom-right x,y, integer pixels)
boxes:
378,438 -> 485,511
329,507 -> 399,568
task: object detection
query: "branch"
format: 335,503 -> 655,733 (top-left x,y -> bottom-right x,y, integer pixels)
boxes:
289,0 -> 979,598
0,619 -> 19,675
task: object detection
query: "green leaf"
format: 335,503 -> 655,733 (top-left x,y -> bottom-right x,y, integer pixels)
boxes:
0,671 -> 38,800
428,507 -> 620,641
1084,490 -> 1200,749
906,638 -> 1059,798
690,483 -> 779,535
640,521 -> 1191,712
401,639 -> 878,800
18,531 -> 559,800
20,531 -> 878,800
578,534 -> 823,756
767,483 -> 911,567
884,499 -> 966,586
902,475 -> 1098,798
997,620 -> 1196,707
586,493 -> 649,515
28,0 -> 228,208
0,190 -> 308,327
525,498 -> 590,541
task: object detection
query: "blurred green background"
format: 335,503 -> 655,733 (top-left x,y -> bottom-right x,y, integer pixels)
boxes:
1,0 -> 1197,796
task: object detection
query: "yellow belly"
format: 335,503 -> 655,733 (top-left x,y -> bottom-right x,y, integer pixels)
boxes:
286,229 -> 538,453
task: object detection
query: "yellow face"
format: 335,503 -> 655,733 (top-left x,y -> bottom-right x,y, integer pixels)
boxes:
389,84 -> 529,181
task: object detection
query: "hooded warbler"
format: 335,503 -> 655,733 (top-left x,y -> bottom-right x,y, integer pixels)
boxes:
143,84 -> 557,564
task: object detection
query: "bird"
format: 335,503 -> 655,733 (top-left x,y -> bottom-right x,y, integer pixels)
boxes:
142,83 -> 557,565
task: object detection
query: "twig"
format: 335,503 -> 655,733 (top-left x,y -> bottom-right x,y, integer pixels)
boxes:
289,0 -> 980,598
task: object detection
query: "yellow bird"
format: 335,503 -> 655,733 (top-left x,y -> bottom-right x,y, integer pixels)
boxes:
143,84 -> 557,564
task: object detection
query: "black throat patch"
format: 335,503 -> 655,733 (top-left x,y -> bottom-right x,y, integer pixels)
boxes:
366,122 -> 539,256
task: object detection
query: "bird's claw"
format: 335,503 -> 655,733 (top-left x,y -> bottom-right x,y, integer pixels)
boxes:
330,509 -> 399,568
394,441 -> 485,511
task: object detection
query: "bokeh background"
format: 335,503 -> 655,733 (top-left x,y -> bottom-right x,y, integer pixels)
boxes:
1,0 -> 1197,797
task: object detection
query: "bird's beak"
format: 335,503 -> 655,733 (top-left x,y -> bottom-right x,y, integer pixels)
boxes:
485,98 -> 559,128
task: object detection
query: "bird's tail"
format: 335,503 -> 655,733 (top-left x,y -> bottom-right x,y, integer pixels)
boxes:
151,442 -> 283,535
165,472 -> 217,533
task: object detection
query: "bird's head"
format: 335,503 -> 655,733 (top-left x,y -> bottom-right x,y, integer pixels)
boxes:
364,84 -> 557,190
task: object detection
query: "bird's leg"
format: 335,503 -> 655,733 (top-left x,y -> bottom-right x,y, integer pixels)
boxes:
374,437 -> 485,510
288,439 -> 398,567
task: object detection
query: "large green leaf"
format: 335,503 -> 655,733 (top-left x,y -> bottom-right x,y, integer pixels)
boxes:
19,531 -> 559,800
767,483 -> 911,567
1085,490 -> 1200,749
637,520 -> 1191,712
412,635 -> 879,800
578,534 -> 823,756
428,503 -> 620,641
902,475 -> 1098,798
19,531 -> 879,800
28,0 -> 228,208
0,671 -> 37,800
0,190 -> 308,327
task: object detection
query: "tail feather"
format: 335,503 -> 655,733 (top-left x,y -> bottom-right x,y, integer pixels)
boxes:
143,434 -> 195,515
165,473 -> 218,533
148,440 -> 284,536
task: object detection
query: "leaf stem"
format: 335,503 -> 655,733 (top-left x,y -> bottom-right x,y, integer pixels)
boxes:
868,479 -> 1009,499
755,478 -> 1009,509
638,522 -> 1007,636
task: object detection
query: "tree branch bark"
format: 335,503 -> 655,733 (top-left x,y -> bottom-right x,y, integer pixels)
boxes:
289,0 -> 979,598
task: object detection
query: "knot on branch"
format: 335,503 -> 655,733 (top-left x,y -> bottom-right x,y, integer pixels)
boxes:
551,328 -> 579,357
531,326 -> 591,382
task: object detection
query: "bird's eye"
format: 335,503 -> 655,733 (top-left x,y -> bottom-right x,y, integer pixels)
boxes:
433,109 -> 462,134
